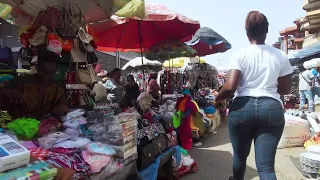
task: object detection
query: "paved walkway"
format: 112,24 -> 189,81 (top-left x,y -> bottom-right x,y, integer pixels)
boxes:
182,123 -> 307,180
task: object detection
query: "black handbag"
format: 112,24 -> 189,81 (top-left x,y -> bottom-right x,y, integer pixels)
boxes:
87,51 -> 98,64
152,134 -> 169,155
137,134 -> 169,171
137,143 -> 156,170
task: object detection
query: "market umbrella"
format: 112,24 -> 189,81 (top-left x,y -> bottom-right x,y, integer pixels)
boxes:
163,57 -> 205,68
0,0 -> 146,34
184,27 -> 231,57
145,40 -> 197,61
88,4 -> 200,53
1,0 -> 145,23
121,57 -> 162,71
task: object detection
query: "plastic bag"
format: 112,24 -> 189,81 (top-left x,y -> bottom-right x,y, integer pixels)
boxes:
116,112 -> 141,123
38,132 -> 71,149
53,137 -> 91,149
86,142 -> 116,156
107,121 -> 137,132
88,124 -> 106,135
28,26 -> 48,46
89,159 -> 124,180
82,150 -> 112,173
7,118 -> 40,139
66,109 -> 86,119
63,116 -> 87,129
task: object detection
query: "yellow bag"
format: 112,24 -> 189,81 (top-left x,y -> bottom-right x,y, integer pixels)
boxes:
0,3 -> 12,19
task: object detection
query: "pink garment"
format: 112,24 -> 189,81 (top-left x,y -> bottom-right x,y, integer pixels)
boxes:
147,79 -> 160,94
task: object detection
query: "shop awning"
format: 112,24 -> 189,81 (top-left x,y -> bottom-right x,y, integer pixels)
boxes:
296,41 -> 320,59
0,0 -> 146,25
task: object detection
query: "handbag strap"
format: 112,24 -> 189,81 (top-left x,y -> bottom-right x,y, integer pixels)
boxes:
300,73 -> 312,86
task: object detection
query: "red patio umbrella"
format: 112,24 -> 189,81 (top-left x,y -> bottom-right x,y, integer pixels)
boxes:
87,4 -> 200,53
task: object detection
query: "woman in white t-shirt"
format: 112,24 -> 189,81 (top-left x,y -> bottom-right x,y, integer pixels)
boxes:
215,11 -> 293,180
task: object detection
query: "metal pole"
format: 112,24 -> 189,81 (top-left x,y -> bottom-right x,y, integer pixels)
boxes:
137,21 -> 145,90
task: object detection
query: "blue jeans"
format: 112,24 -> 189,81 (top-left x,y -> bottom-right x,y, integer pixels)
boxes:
228,97 -> 285,180
300,90 -> 314,111
313,87 -> 320,98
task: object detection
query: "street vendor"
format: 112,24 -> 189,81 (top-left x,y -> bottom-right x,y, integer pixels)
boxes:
104,68 -> 124,103
0,50 -> 69,119
147,73 -> 160,100
125,74 -> 140,107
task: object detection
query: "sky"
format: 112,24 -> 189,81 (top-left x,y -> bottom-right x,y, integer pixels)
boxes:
147,0 -> 306,67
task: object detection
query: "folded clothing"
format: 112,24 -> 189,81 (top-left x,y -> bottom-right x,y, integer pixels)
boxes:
53,137 -> 91,149
38,132 -> 71,149
82,150 -> 112,173
45,152 -> 91,179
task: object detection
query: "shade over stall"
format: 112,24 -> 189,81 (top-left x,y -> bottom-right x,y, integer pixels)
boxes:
184,27 -> 231,57
121,57 -> 162,71
145,40 -> 196,61
88,4 -> 200,53
1,0 -> 145,23
291,41 -> 320,65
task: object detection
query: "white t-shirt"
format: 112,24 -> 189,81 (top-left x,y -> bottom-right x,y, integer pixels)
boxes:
228,45 -> 293,106
299,70 -> 314,91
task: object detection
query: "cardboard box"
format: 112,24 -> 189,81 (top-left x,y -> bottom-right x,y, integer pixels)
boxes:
315,104 -> 320,112
0,135 -> 30,172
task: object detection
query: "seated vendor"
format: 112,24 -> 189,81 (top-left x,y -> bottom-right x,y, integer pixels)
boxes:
147,73 -> 160,100
0,50 -> 69,119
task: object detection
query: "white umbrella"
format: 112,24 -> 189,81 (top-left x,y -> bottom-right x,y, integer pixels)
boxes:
121,57 -> 162,70
303,58 -> 320,69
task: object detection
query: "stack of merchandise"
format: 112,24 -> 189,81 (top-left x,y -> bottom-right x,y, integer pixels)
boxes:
194,89 -> 222,132
0,105 -> 139,180
104,111 -> 140,165
300,150 -> 320,178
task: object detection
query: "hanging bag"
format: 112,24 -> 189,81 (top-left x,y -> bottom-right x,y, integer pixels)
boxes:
75,53 -> 97,85
71,38 -> 87,63
33,6 -> 61,29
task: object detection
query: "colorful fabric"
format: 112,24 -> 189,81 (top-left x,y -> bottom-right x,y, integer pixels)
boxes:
139,146 -> 181,180
0,160 -> 57,180
147,79 -> 160,95
176,95 -> 198,150
45,152 -> 91,179
0,110 -> 12,128
7,118 -> 40,139
1,74 -> 69,119
82,150 -> 112,173
29,148 -> 59,160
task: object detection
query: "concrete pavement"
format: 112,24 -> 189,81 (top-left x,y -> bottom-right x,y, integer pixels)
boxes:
182,123 -> 308,180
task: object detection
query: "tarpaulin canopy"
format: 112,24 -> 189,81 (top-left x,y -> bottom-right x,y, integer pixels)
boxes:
290,41 -> 320,65
184,27 -> 231,56
88,4 -> 200,53
121,57 -> 161,71
0,0 -> 145,34
163,57 -> 205,68
145,40 -> 196,61
296,41 -> 320,59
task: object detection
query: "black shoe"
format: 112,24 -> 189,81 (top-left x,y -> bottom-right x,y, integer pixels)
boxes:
229,176 -> 234,180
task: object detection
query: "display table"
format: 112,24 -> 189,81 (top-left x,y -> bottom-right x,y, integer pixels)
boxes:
30,156 -> 139,180
107,161 -> 139,180
157,149 -> 175,180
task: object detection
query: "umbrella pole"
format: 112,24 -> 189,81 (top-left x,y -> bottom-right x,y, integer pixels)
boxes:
137,20 -> 145,90
197,43 -> 200,63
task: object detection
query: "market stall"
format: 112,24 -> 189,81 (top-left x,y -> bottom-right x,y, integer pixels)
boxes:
0,2 -> 205,180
